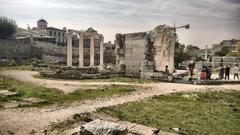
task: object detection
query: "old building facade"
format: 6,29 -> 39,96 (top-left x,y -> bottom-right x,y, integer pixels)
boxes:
220,39 -> 240,52
33,19 -> 67,45
211,39 -> 240,55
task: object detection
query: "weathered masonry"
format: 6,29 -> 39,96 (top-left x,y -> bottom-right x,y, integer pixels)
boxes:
115,25 -> 176,79
67,28 -> 104,67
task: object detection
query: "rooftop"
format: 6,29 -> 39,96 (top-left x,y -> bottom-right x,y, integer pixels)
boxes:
37,18 -> 47,23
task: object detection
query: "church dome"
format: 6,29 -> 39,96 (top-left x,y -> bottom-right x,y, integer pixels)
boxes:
37,19 -> 47,23
37,18 -> 48,29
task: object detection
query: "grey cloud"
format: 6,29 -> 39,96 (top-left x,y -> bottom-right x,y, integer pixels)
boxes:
225,0 -> 240,4
0,0 -> 239,48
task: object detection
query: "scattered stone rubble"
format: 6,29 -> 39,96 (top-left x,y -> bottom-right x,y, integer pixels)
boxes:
0,86 -> 47,108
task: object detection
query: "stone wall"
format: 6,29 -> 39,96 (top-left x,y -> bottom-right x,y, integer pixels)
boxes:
0,38 -> 113,66
115,25 -> 176,79
104,42 -> 115,64
0,38 -> 32,63
153,25 -> 176,73
0,38 -> 72,64
122,32 -> 147,77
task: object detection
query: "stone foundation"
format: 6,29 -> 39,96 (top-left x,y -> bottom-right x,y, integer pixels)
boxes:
39,66 -> 124,80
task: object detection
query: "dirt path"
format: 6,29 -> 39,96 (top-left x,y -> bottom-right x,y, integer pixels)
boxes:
0,70 -> 240,135
0,70 -> 136,93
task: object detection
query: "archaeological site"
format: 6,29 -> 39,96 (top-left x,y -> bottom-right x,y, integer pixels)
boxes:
1,1 -> 240,134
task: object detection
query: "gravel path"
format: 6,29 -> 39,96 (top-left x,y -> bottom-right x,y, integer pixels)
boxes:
0,70 -> 240,135
0,70 -> 135,94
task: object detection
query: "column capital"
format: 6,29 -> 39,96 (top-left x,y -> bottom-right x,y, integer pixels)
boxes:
67,30 -> 73,34
78,32 -> 84,37
100,35 -> 104,41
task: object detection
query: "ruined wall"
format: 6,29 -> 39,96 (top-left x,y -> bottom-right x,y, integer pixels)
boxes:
115,25 -> 176,78
115,33 -> 147,77
0,39 -> 32,63
153,25 -> 176,73
104,42 -> 115,65
0,38 -> 78,64
0,37 -> 108,66
123,33 -> 147,77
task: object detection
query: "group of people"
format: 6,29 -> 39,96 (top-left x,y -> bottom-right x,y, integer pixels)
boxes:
218,64 -> 239,80
199,64 -> 240,80
200,65 -> 212,80
167,63 -> 240,81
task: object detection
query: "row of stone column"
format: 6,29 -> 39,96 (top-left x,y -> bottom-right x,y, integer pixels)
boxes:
67,32 -> 104,67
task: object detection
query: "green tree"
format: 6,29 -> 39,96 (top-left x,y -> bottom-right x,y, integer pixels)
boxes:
215,46 -> 230,56
174,40 -> 190,67
0,16 -> 17,39
194,55 -> 204,61
185,45 -> 200,58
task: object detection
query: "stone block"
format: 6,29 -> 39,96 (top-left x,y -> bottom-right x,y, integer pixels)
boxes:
22,97 -> 47,104
0,90 -> 18,97
80,119 -> 127,135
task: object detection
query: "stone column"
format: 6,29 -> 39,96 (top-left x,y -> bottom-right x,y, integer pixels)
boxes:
67,31 -> 72,66
90,33 -> 95,67
30,34 -> 33,45
205,45 -> 208,60
99,36 -> 104,67
79,33 -> 84,67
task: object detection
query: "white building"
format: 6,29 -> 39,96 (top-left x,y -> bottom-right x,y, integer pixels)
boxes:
32,19 -> 67,45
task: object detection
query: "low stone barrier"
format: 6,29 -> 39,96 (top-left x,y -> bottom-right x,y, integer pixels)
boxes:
39,66 -> 125,80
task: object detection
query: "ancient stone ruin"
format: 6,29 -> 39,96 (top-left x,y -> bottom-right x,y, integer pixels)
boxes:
66,28 -> 104,67
115,25 -> 176,79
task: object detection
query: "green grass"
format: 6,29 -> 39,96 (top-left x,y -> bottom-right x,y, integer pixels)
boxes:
0,65 -> 32,71
99,91 -> 240,135
0,78 -> 135,106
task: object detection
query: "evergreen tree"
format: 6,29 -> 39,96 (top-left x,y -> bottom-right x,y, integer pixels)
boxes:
0,16 -> 17,39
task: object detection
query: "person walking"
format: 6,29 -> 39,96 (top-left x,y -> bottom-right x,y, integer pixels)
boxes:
208,66 -> 212,79
189,63 -> 194,78
233,64 -> 239,80
225,65 -> 230,80
219,64 -> 224,80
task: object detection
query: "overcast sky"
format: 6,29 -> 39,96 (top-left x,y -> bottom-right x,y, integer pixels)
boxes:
0,0 -> 239,48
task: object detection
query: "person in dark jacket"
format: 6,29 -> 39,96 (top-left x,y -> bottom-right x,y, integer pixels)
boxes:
208,66 -> 212,79
165,65 -> 170,75
219,64 -> 224,80
225,65 -> 230,80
